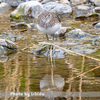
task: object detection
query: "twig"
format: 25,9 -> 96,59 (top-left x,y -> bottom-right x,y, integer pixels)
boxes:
41,42 -> 100,62
40,42 -> 100,92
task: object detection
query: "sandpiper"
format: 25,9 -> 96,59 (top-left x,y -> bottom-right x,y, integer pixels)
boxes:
36,11 -> 61,41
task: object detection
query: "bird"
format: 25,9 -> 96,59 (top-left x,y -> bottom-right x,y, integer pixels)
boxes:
36,11 -> 61,42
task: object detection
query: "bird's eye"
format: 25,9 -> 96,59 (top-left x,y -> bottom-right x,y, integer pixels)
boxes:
48,14 -> 50,17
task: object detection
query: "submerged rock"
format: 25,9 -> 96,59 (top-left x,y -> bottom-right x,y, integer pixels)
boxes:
10,1 -> 43,19
69,44 -> 97,54
0,39 -> 17,62
43,2 -> 72,15
0,32 -> 22,41
0,33 -> 20,62
44,48 -> 65,59
29,45 -> 65,59
0,39 -> 17,56
0,39 -> 17,50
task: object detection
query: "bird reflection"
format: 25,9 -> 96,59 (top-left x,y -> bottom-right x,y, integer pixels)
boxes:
40,54 -> 65,100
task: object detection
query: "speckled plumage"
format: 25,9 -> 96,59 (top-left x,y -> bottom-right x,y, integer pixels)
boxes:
37,11 -> 61,36
37,11 -> 60,29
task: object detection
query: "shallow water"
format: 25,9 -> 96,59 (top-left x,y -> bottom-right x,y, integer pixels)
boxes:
0,12 -> 100,100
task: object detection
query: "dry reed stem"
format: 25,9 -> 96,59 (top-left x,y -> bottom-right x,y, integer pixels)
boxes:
41,42 -> 100,62
41,42 -> 100,91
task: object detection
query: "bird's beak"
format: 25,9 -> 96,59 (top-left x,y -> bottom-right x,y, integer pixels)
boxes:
43,19 -> 46,25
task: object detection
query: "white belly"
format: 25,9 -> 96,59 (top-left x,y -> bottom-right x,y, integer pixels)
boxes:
37,23 -> 61,35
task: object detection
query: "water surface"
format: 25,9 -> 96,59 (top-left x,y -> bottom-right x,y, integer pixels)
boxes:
0,12 -> 100,100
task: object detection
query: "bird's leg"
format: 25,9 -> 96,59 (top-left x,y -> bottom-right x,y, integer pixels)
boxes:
46,34 -> 50,55
52,34 -> 55,56
46,34 -> 49,41
52,34 -> 55,44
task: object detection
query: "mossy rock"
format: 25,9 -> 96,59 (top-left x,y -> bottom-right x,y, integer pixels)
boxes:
10,1 -> 43,20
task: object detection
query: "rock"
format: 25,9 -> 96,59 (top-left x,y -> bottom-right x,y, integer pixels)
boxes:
54,27 -> 73,39
30,45 -> 65,58
92,21 -> 99,26
43,2 -> 72,15
75,15 -> 88,20
73,3 -> 95,18
59,0 -> 70,5
39,0 -> 57,4
11,22 -> 35,28
0,39 -> 18,62
77,4 -> 91,10
91,0 -> 100,6
44,48 -> 65,58
0,0 -> 4,3
87,13 -> 100,21
66,29 -> 87,39
0,32 -> 22,41
5,0 -> 38,8
66,29 -> 97,40
92,39 -> 100,47
11,22 -> 36,30
71,0 -> 87,5
75,13 -> 100,21
11,22 -> 28,29
51,49 -> 65,58
39,0 -> 70,5
0,2 -> 12,14
0,39 -> 17,50
10,1 -> 43,19
5,0 -> 25,8
94,7 -> 100,13
29,23 -> 36,28
88,13 -> 99,18
31,45 -> 47,55
86,0 -> 95,6
73,7 -> 92,17
92,21 -> 100,29
69,44 -> 97,54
